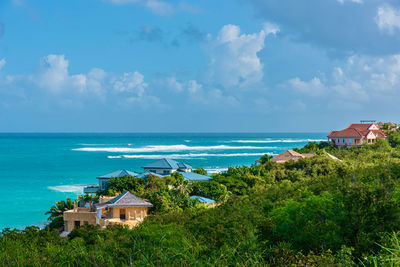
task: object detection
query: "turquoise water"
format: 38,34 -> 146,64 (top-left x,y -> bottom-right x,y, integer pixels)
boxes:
0,133 -> 327,229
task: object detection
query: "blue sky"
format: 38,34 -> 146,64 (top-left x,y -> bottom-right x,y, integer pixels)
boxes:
1,0 -> 400,132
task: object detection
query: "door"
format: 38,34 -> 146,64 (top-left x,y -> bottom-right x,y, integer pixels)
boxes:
120,209 -> 126,220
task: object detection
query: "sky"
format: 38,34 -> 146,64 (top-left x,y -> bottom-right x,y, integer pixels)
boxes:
0,0 -> 400,132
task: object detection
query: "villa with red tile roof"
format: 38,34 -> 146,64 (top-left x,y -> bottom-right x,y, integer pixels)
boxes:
328,121 -> 387,148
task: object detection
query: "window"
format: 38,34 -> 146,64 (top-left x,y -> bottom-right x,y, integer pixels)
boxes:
349,138 -> 352,144
163,170 -> 170,175
342,138 -> 345,143
74,221 -> 80,228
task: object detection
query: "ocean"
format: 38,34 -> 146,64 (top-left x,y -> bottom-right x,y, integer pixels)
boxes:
0,133 -> 327,230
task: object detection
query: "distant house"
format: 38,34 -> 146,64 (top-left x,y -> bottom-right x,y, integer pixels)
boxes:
63,191 -> 153,233
84,159 -> 210,194
96,170 -> 139,192
142,158 -> 192,175
271,150 -> 314,163
378,121 -> 399,131
328,121 -> 387,148
271,150 -> 340,163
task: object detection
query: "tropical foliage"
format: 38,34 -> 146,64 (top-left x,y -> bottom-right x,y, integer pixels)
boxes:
2,130 -> 400,265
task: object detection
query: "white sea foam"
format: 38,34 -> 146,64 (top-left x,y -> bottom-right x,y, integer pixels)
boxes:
73,144 -> 274,153
231,139 -> 326,143
48,185 -> 86,193
204,167 -> 229,174
107,152 -> 275,159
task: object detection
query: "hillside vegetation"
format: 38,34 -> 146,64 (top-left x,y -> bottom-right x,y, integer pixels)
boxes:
2,132 -> 400,266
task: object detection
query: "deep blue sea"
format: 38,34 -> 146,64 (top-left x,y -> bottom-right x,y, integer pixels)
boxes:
0,133 -> 327,230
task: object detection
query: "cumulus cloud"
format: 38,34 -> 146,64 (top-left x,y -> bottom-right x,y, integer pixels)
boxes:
0,59 -> 6,70
37,54 -> 106,96
247,0 -> 400,56
112,71 -> 148,101
288,54 -> 400,101
164,77 -> 203,95
289,77 -> 326,96
376,5 -> 400,34
205,23 -> 278,88
2,54 -> 152,104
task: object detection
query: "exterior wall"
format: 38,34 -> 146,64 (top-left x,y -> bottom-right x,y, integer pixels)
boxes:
366,131 -> 377,143
111,207 -> 149,221
143,168 -> 176,175
369,124 -> 379,130
332,137 -> 363,148
63,208 -> 97,232
98,178 -> 109,191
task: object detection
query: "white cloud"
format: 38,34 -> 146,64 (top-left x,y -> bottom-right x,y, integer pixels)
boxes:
187,80 -> 202,94
289,77 -> 326,96
145,0 -> 174,16
337,0 -> 363,4
206,23 -> 278,88
263,22 -> 280,36
37,55 -> 107,97
38,54 -> 71,92
376,5 -> 400,34
105,0 -> 174,15
165,77 -> 184,92
112,71 -> 147,101
0,58 -> 6,70
288,54 -> 400,101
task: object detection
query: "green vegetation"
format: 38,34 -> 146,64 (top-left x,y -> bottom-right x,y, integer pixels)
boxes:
2,131 -> 400,265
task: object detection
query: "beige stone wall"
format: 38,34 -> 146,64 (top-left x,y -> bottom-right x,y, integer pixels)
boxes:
63,209 -> 97,232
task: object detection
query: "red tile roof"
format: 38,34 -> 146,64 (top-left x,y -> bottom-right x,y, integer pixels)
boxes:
328,123 -> 386,139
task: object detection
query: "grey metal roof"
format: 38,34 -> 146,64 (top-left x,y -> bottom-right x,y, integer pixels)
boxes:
142,158 -> 192,170
97,170 -> 139,179
96,191 -> 153,208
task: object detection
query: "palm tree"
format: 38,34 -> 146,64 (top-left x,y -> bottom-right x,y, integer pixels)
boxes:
45,198 -> 74,221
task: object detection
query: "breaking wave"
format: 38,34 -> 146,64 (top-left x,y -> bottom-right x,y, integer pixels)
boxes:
48,185 -> 85,193
230,139 -> 327,143
107,152 -> 275,159
73,144 -> 275,153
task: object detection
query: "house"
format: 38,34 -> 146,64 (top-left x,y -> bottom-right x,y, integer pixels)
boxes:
83,159 -> 210,194
378,122 -> 399,131
142,158 -> 192,175
271,150 -> 315,163
63,191 -> 153,233
328,121 -> 387,148
84,170 -> 140,193
271,150 -> 340,164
